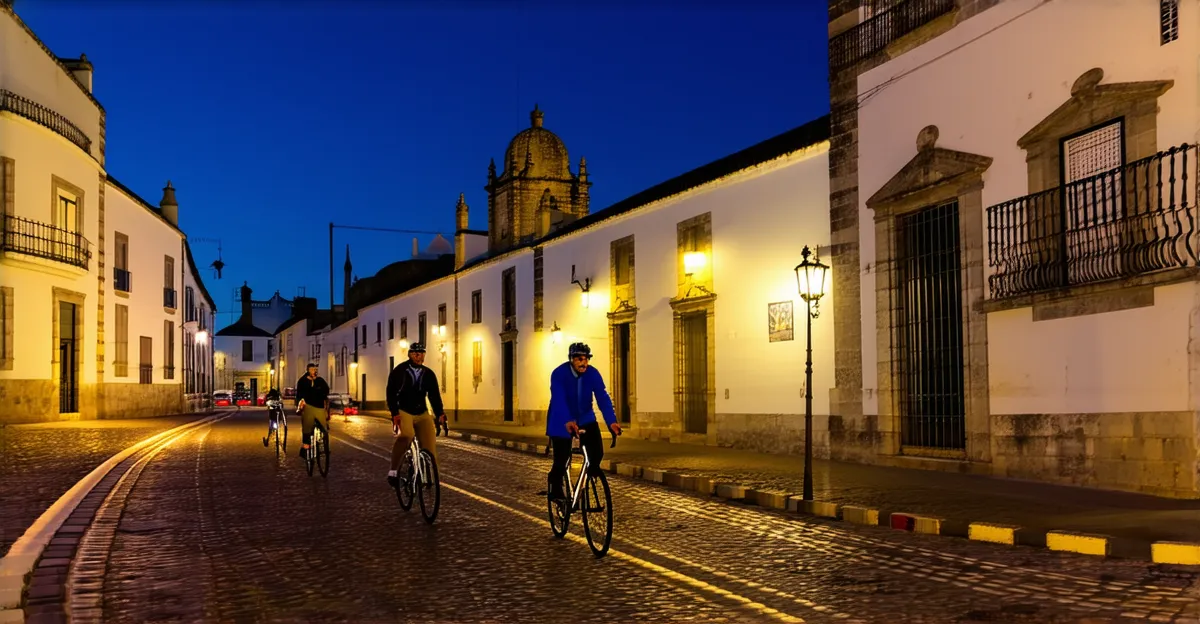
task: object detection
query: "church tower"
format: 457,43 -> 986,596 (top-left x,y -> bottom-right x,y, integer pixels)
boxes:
485,105 -> 590,252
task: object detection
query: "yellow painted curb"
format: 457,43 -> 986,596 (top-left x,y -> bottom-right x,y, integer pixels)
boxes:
968,522 -> 1021,545
842,505 -> 879,526
1046,530 -> 1110,557
1151,541 -> 1200,565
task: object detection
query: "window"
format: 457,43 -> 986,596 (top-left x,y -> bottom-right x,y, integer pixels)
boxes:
471,290 -> 482,323
56,192 -> 79,234
361,325 -> 367,347
185,287 -> 196,322
501,267 -> 516,330
311,342 -> 321,360
163,321 -> 175,379
1162,0 -> 1180,44
242,340 -> 254,362
614,238 -> 634,285
114,304 -> 129,377
418,312 -> 427,344
199,305 -> 207,331
389,355 -> 395,371
114,233 -> 131,293
437,304 -> 447,333
388,318 -> 394,340
139,336 -> 153,384
400,317 -> 408,340
533,249 -> 543,331
287,333 -> 293,354
376,321 -> 382,343
164,256 -> 176,309
0,286 -> 12,370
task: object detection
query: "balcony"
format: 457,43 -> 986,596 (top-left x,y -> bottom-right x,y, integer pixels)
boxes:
0,90 -> 92,154
829,0 -> 956,72
164,288 -> 177,309
139,364 -> 152,384
987,144 -> 1198,299
2,214 -> 92,270
114,267 -> 133,293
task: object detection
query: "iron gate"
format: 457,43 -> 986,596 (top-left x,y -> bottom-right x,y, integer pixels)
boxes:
896,200 -> 966,450
58,302 -> 78,413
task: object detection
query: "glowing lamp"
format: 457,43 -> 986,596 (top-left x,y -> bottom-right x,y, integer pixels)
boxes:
793,245 -> 829,311
580,290 -> 590,308
195,330 -> 209,344
551,322 -> 563,344
683,251 -> 707,275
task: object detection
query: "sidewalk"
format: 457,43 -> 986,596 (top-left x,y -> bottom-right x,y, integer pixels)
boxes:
0,412 -> 211,559
447,421 -> 1200,561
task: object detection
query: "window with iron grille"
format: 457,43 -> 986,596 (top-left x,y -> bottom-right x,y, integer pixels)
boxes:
1162,0 -> 1179,44
311,342 -> 321,360
139,336 -> 153,385
401,317 -> 408,340
471,290 -> 482,323
164,320 -> 175,379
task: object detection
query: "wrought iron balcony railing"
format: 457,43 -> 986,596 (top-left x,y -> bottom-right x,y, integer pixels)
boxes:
829,0 -> 956,72
164,288 -> 177,309
0,90 -> 92,154
987,144 -> 1197,299
139,364 -> 153,384
114,267 -> 133,293
1,214 -> 92,269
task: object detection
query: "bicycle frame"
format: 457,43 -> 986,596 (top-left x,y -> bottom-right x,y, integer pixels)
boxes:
392,423 -> 425,494
563,439 -> 591,512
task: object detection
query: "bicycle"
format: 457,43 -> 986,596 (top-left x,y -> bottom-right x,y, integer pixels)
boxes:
262,399 -> 287,458
547,428 -> 619,558
393,425 -> 441,524
303,408 -> 329,477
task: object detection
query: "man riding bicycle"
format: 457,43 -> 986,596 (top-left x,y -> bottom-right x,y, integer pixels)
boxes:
547,342 -> 622,501
261,387 -> 283,447
295,364 -> 331,460
385,342 -> 446,488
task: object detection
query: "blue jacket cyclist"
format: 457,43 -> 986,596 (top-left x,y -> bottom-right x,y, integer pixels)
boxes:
546,342 -> 622,500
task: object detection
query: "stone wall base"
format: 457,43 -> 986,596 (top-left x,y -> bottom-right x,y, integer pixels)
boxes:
95,383 -> 185,420
0,379 -> 59,423
990,411 -> 1199,499
455,408 -> 543,428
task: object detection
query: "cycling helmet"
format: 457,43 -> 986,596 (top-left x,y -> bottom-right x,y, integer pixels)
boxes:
568,342 -> 592,359
409,342 -> 426,353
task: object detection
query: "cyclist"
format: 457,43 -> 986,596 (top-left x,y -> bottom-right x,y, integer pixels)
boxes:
546,342 -> 621,501
261,387 -> 283,447
385,342 -> 446,488
295,363 -> 331,460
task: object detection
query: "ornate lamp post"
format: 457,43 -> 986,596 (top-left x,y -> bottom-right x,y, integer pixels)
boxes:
794,245 -> 829,501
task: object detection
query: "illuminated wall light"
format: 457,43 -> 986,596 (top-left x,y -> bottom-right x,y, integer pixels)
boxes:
194,330 -> 209,344
399,339 -> 409,350
551,321 -> 563,344
683,251 -> 707,275
580,290 -> 589,308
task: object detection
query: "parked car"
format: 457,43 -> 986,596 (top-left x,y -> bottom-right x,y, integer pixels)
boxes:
256,393 -> 267,406
233,389 -> 252,406
213,390 -> 232,407
329,393 -> 358,416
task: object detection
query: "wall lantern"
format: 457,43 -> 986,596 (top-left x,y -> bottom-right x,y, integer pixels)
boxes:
195,330 -> 209,344
571,265 -> 592,308
550,321 -> 563,344
683,251 -> 707,276
437,325 -> 447,337
439,342 -> 447,354
399,339 -> 409,350
269,368 -> 275,376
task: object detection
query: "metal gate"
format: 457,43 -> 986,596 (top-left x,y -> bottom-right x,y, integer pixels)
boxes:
896,200 -> 966,451
58,302 -> 78,413
678,312 -> 708,435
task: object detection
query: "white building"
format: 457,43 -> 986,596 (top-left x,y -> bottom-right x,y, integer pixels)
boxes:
281,108 -> 834,453
213,282 -> 276,398
0,2 -> 217,422
827,0 -> 1199,495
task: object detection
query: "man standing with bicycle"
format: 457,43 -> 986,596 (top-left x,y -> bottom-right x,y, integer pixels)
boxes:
261,386 -> 283,447
385,342 -> 446,488
546,342 -> 622,501
295,363 -> 331,460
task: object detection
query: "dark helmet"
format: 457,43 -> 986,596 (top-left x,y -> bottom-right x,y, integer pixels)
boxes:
568,342 -> 592,359
409,342 -> 426,353
305,362 -> 318,369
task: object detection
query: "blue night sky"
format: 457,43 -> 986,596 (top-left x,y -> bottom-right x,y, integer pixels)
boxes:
18,0 -> 829,328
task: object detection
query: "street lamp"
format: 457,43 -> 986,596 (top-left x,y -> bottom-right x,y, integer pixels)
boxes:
794,245 -> 829,501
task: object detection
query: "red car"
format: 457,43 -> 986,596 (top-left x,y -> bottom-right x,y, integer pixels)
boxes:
213,391 -> 232,407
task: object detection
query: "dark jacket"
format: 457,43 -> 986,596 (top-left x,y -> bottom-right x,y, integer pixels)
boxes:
295,374 -> 330,409
546,362 -> 616,438
386,361 -> 444,417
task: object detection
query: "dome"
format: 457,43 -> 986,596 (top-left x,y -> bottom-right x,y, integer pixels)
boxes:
425,233 -> 453,255
504,105 -> 570,180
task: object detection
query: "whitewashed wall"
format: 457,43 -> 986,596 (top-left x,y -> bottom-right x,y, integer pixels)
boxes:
455,255 -> 517,417
104,184 -> 183,386
856,0 -> 1200,417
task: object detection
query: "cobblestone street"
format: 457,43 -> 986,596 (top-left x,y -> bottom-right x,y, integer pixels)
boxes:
6,411 -> 1172,623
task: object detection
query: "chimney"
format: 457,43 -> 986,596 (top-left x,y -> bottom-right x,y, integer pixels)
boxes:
159,180 -> 178,226
412,237 -> 420,258
59,54 -> 93,93
240,282 -> 253,325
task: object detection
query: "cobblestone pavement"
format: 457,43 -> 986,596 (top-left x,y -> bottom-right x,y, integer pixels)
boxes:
449,423 -> 1200,549
0,414 -> 204,558
92,412 -> 1200,623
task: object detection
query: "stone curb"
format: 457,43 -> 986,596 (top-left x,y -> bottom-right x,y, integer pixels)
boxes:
0,410 -> 236,622
444,427 -> 1200,567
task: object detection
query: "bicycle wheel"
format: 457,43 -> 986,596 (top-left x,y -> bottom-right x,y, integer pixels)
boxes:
548,472 -> 571,538
316,428 -> 330,477
282,421 -> 288,451
582,471 -> 613,558
417,450 -> 440,524
395,450 -> 414,511
273,417 -> 282,458
305,438 -> 316,476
